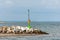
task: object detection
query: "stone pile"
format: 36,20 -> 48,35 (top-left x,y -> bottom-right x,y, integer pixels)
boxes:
0,26 -> 48,34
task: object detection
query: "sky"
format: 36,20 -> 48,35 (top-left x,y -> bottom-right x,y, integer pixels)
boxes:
0,0 -> 60,21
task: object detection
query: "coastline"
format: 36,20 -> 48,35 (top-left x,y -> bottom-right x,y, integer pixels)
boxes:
0,33 -> 48,37
0,25 -> 48,37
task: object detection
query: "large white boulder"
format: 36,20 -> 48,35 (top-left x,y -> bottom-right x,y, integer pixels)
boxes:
11,26 -> 16,31
15,26 -> 21,31
7,27 -> 11,33
16,26 -> 21,29
7,27 -> 10,31
25,27 -> 34,32
20,27 -> 26,31
7,26 -> 15,33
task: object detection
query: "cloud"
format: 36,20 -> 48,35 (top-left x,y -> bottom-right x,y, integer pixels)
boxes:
0,0 -> 60,8
40,0 -> 60,9
0,0 -> 14,8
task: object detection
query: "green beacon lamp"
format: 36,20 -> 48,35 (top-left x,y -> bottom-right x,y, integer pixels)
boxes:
27,9 -> 31,29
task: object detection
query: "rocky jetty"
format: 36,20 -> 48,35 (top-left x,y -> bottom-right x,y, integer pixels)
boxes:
0,26 -> 48,35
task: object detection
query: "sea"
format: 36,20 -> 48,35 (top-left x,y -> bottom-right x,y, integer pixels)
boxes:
0,21 -> 60,40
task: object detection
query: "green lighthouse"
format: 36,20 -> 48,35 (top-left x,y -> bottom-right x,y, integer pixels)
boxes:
27,9 -> 31,29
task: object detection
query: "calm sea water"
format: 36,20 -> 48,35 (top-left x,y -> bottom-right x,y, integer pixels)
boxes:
0,21 -> 60,40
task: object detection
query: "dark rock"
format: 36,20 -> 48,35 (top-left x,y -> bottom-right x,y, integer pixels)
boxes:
32,29 -> 48,34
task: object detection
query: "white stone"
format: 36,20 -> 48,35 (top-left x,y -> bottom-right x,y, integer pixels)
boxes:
16,26 -> 21,29
29,28 -> 34,32
20,27 -> 26,31
7,27 -> 10,31
11,26 -> 16,31
15,26 -> 21,31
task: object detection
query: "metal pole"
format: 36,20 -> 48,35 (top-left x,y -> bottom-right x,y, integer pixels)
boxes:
27,9 -> 31,29
28,9 -> 30,20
